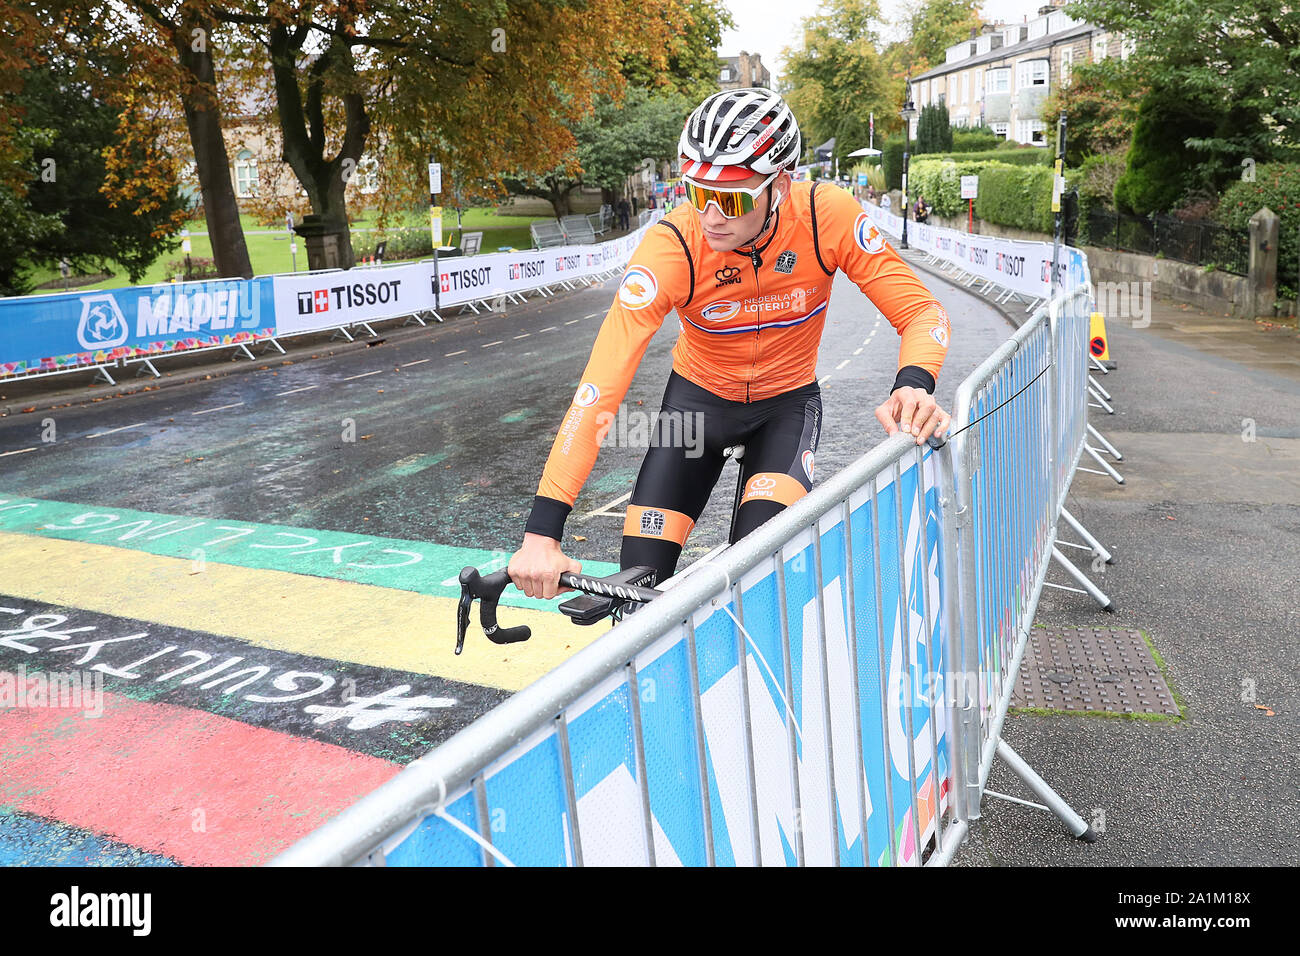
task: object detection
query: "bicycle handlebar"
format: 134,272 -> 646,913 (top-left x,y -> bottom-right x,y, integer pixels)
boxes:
455,567 -> 662,655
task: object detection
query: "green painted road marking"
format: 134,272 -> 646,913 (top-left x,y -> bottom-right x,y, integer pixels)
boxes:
0,494 -> 617,612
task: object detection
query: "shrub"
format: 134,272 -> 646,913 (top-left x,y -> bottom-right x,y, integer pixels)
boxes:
882,137 -> 905,191
1076,151 -> 1126,215
936,147 -> 1051,167
1114,88 -> 1217,215
1217,162 -> 1300,298
974,163 -> 1056,233
950,125 -> 999,153
166,255 -> 219,279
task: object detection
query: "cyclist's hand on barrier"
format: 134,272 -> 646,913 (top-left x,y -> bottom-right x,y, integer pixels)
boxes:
508,532 -> 583,600
875,387 -> 951,446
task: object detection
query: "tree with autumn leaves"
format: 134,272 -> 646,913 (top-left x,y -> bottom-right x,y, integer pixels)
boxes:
3,0 -> 726,280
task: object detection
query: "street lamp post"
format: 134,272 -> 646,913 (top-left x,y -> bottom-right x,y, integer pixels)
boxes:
900,76 -> 918,250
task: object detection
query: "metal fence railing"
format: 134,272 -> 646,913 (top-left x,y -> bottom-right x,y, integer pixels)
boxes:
1081,209 -> 1249,276
271,280 -> 1120,867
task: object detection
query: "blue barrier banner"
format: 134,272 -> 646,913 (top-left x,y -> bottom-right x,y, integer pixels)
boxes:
0,278 -> 275,377
357,452 -> 949,867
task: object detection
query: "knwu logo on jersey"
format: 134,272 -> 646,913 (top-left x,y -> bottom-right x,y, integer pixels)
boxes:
854,213 -> 887,254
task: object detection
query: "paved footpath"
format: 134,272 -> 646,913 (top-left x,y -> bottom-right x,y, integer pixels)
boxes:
904,267 -> 1300,866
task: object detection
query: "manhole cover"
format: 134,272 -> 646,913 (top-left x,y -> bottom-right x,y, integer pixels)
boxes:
1012,627 -> 1179,716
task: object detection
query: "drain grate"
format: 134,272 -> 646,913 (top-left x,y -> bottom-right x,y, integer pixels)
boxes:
1012,626 -> 1179,716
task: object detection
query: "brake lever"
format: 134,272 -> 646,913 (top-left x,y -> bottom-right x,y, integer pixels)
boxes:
456,568 -> 532,655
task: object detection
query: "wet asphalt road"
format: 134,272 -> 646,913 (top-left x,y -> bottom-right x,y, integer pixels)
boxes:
0,263 -> 1010,567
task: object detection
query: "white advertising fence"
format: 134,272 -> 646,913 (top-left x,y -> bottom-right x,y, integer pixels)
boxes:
271,280 -> 1118,867
0,213 -> 662,382
860,201 -> 1091,306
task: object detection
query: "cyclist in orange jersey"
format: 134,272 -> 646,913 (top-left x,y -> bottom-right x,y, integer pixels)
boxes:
510,88 -> 952,599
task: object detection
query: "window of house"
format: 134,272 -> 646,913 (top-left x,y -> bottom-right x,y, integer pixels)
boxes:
1061,47 -> 1072,86
961,71 -> 968,104
1095,36 -> 1108,60
1017,119 -> 1046,144
1017,59 -> 1049,88
234,149 -> 258,198
992,122 -> 1009,140
987,68 -> 1010,94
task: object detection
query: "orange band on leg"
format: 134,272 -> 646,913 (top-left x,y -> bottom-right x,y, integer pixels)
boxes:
623,505 -> 696,546
739,472 -> 808,508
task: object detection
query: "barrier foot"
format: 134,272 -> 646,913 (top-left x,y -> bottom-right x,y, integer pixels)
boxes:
1083,444 -> 1124,484
261,337 -> 287,355
1089,355 -> 1109,375
429,310 -> 444,323
133,358 -> 160,378
93,365 -> 117,386
1060,508 -> 1113,564
402,313 -> 427,327
329,326 -> 355,343
1088,374 -> 1113,402
1051,546 -> 1114,610
1087,424 -> 1123,461
995,740 -> 1097,841
1088,384 -> 1115,414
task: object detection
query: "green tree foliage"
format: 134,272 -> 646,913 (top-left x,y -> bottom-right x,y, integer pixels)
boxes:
1040,57 -> 1146,168
902,0 -> 982,75
1114,88 -> 1217,215
950,124 -> 997,153
783,0 -> 892,157
914,103 -> 951,154
1,59 -> 187,296
623,0 -> 735,102
1065,0 -> 1298,187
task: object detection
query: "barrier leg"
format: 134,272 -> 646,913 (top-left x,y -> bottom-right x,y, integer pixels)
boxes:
93,364 -> 116,386
402,313 -> 427,327
993,740 -> 1099,842
1059,508 -> 1113,564
329,325 -> 355,342
261,336 -> 287,354
1088,374 -> 1112,402
1050,546 -> 1114,610
1079,443 -> 1124,484
1087,383 -> 1114,414
1089,354 -> 1109,374
133,358 -> 160,378
1087,424 -> 1123,461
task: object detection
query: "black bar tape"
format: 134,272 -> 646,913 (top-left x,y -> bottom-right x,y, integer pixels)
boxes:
524,495 -> 572,541
890,364 -> 936,395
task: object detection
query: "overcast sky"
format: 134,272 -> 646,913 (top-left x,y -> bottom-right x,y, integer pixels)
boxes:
719,0 -> 1062,81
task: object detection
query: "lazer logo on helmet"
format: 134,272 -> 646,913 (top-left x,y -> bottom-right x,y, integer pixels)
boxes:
508,260 -> 545,281
700,300 -> 742,322
439,267 -> 492,293
298,279 -> 402,314
618,266 -> 658,310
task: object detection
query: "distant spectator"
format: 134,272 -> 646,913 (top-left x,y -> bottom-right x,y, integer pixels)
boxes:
914,194 -> 930,223
617,197 -> 631,230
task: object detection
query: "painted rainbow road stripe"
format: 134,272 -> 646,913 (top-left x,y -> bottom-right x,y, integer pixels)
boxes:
0,493 -> 618,612
0,686 -> 400,866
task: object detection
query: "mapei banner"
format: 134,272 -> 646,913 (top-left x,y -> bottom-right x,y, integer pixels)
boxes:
860,201 -> 1090,299
0,279 -> 275,377
357,451 -> 950,867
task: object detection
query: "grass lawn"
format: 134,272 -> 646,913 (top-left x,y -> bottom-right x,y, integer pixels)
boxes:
22,206 -> 551,293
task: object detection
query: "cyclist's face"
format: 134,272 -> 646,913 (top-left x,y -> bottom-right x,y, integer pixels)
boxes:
697,171 -> 789,252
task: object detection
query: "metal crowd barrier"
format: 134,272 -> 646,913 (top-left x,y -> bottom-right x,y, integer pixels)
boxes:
271,285 -> 1116,866
273,433 -> 963,867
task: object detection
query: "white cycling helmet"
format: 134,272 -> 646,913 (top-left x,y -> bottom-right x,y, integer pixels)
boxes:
679,88 -> 801,183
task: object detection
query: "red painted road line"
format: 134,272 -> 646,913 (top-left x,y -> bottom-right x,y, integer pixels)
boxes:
0,682 -> 400,866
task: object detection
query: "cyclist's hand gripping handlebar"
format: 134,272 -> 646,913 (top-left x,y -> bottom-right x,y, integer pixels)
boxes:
456,568 -> 532,655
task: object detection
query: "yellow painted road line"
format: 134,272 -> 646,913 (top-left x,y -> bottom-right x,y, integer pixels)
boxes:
0,532 -> 607,692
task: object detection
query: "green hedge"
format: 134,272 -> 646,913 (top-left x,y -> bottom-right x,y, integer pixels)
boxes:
976,164 -> 1056,233
1217,162 -> 1300,298
934,147 -> 1052,166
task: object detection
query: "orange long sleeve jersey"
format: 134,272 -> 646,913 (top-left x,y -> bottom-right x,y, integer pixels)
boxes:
525,181 -> 951,540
